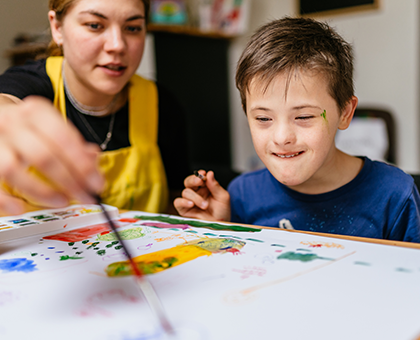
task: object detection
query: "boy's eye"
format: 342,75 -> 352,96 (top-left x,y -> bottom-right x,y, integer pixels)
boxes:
256,117 -> 271,122
296,116 -> 314,120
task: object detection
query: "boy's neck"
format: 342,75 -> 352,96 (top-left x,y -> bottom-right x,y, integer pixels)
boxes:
286,151 -> 364,195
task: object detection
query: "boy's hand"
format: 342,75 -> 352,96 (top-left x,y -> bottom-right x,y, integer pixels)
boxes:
174,170 -> 231,221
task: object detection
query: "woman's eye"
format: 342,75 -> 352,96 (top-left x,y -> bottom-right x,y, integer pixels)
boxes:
86,23 -> 102,30
126,25 -> 142,33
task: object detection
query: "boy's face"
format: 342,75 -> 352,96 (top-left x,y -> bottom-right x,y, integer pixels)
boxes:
246,70 -> 356,193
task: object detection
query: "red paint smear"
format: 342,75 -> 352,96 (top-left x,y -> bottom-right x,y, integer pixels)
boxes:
310,244 -> 323,248
225,248 -> 241,255
44,223 -> 120,242
63,224 -> 67,228
142,222 -> 189,230
118,218 -> 139,223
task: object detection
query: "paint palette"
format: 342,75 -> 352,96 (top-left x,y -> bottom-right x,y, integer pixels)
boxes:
0,204 -> 118,243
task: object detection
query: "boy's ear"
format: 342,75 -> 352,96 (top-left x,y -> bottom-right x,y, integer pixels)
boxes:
338,96 -> 358,130
48,10 -> 64,46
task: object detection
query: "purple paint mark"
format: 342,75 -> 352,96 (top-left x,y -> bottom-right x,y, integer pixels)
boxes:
0,258 -> 37,273
142,222 -> 189,230
55,251 -> 64,253
45,258 -> 50,260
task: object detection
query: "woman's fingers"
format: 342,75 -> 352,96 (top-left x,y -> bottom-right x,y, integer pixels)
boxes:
0,96 -> 104,205
21,97 -> 104,196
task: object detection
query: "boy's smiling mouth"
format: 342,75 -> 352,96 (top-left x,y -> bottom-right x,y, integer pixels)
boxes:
273,151 -> 304,158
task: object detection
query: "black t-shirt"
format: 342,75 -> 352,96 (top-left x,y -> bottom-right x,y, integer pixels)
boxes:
0,59 -> 190,191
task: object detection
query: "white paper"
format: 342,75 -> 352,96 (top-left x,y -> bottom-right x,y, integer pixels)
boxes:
0,210 -> 419,340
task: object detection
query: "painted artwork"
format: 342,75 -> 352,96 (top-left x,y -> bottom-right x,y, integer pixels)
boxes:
0,210 -> 420,340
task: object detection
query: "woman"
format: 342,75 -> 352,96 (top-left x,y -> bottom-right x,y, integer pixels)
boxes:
0,0 -> 188,214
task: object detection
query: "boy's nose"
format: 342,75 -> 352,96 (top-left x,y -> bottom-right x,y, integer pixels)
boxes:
104,27 -> 126,53
272,121 -> 296,146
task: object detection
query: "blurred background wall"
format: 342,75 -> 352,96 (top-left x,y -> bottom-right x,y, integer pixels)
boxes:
1,0 -> 419,176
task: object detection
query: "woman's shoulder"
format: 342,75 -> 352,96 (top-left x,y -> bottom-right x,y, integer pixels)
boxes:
0,59 -> 53,100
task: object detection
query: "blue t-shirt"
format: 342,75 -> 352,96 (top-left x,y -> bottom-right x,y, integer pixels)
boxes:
228,158 -> 420,242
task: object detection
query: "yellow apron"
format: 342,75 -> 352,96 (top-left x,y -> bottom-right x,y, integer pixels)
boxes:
43,56 -> 168,212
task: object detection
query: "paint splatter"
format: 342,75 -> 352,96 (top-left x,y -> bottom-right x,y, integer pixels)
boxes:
59,255 -> 84,261
245,238 -> 264,243
97,227 -> 145,241
141,222 -> 190,230
0,258 -> 38,273
396,267 -> 412,273
271,244 -> 285,247
277,251 -> 333,262
44,223 -> 119,242
320,109 -> 327,121
354,261 -> 371,266
300,241 -> 344,249
97,250 -> 106,256
106,238 -> 246,277
134,215 -> 261,232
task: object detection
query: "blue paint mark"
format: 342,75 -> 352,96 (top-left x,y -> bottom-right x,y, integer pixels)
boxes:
0,258 -> 38,273
55,251 -> 64,253
47,247 -> 55,249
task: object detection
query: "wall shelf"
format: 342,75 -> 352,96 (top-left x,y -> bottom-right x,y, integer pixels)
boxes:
147,24 -> 236,40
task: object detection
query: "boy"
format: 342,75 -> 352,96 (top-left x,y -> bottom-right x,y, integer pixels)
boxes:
174,17 -> 420,242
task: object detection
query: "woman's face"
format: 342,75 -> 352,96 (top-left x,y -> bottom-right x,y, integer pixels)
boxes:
49,0 -> 146,100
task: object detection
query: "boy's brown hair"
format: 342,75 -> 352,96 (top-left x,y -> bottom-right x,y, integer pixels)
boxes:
236,17 -> 354,113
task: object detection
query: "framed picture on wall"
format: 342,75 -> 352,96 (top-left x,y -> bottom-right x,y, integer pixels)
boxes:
298,0 -> 380,17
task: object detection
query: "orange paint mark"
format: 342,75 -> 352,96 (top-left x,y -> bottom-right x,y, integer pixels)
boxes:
300,241 -> 344,249
118,218 -> 139,223
44,223 -> 118,242
63,224 -> 67,228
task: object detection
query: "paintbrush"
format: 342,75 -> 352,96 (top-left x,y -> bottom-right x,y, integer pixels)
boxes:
93,195 -> 175,335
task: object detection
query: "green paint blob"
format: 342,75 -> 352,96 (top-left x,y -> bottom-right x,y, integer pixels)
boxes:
354,261 -> 371,266
31,253 -> 38,257
134,215 -> 261,233
59,255 -> 84,261
106,244 -> 113,248
97,227 -> 145,241
245,238 -> 264,243
185,230 -> 198,233
277,251 -> 332,262
296,248 -> 312,252
115,245 -> 123,250
97,249 -> 106,256
94,247 -> 99,250
68,242 -> 75,246
82,240 -> 89,244
271,244 -> 286,247
396,267 -> 412,273
203,233 -> 217,236
112,241 -> 119,245
320,109 -> 327,121
108,257 -> 178,276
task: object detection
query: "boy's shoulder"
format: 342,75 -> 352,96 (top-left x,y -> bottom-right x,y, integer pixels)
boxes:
362,157 -> 415,190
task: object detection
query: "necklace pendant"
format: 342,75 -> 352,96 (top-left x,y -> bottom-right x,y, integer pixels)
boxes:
100,143 -> 107,151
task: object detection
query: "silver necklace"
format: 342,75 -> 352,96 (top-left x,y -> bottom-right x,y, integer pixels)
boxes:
77,111 -> 116,151
62,65 -> 116,150
62,71 -> 119,117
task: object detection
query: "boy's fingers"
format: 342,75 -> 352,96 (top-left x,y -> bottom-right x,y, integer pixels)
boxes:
181,188 -> 209,210
205,171 -> 230,202
184,173 -> 206,189
173,197 -> 194,214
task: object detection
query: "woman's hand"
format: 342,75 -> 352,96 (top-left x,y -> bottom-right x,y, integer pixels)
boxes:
174,170 -> 231,221
0,95 -> 104,215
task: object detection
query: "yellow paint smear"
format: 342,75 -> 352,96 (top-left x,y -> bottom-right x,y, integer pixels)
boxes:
106,244 -> 212,277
